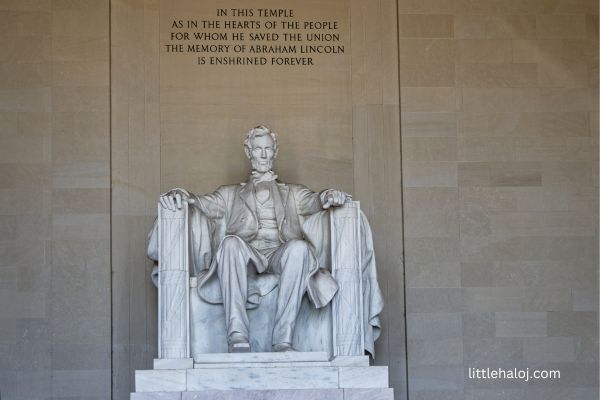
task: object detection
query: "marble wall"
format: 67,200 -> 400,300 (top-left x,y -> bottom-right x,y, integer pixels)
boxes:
0,1 -> 597,400
0,1 -> 111,399
110,0 -> 405,398
398,0 -> 599,399
111,0 -> 160,399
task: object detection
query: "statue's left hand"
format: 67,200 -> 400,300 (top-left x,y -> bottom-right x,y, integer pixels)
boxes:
320,189 -> 352,209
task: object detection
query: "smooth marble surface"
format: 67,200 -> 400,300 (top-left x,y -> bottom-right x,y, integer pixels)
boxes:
338,367 -> 389,389
330,356 -> 370,367
135,363 -> 390,392
193,361 -> 333,368
181,389 -> 343,400
193,352 -> 330,364
135,370 -> 186,392
154,358 -> 194,370
186,367 -> 339,391
131,393 -> 182,400
343,388 -> 394,400
131,388 -> 394,400
191,355 -> 369,369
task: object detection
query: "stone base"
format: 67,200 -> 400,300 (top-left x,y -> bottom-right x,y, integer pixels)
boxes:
132,353 -> 393,399
131,388 -> 394,400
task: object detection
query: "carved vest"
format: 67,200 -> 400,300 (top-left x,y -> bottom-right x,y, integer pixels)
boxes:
250,188 -> 282,255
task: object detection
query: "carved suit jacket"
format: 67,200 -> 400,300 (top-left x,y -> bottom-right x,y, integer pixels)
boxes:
192,180 -> 324,244
181,179 -> 339,310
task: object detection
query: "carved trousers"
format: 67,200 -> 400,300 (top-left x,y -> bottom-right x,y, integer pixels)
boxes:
215,235 -> 311,346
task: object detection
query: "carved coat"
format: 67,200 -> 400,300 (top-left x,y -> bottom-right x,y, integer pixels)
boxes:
194,180 -> 340,309
194,181 -> 323,245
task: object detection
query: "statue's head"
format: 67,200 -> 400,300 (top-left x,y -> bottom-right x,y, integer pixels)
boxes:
244,125 -> 279,173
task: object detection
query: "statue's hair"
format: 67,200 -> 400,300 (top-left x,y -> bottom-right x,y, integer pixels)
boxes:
244,125 -> 279,158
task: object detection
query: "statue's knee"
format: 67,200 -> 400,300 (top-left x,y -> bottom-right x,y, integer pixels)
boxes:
282,241 -> 311,274
286,239 -> 310,255
218,236 -> 248,272
221,235 -> 243,251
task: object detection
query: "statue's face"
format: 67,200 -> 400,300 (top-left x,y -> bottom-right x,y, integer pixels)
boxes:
248,134 -> 276,172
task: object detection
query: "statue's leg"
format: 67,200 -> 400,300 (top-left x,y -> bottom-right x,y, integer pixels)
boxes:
268,239 -> 311,350
215,235 -> 255,351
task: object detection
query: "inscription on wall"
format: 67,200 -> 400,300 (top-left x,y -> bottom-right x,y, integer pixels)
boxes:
164,8 -> 345,66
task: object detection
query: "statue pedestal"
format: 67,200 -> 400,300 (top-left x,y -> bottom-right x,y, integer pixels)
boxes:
130,352 -> 393,399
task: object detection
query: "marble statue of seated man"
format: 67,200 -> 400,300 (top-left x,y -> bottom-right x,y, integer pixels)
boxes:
149,125 -> 383,355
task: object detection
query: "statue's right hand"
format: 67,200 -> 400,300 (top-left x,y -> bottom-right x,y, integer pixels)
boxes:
159,188 -> 191,211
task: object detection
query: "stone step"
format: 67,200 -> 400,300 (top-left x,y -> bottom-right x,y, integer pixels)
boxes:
150,356 -> 366,370
131,388 -> 394,400
154,358 -> 194,370
135,366 -> 389,392
193,351 -> 330,364
191,356 -> 369,369
193,361 -> 333,368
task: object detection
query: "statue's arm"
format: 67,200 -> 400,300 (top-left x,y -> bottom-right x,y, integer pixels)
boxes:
189,187 -> 227,219
295,185 -> 353,215
295,185 -> 328,216
159,186 -> 227,219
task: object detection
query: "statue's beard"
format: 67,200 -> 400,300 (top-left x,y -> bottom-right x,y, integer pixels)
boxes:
251,158 -> 273,173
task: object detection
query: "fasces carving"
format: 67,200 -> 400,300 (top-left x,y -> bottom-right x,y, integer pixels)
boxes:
331,202 -> 364,356
148,126 -> 383,358
158,204 -> 190,359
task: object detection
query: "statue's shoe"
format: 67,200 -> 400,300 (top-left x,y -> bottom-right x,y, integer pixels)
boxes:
228,332 -> 251,353
272,342 -> 295,352
228,342 -> 251,353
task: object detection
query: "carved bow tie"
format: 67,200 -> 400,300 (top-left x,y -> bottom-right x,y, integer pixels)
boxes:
251,170 -> 278,184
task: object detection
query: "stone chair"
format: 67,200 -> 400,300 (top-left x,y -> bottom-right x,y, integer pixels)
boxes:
153,201 -> 366,361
